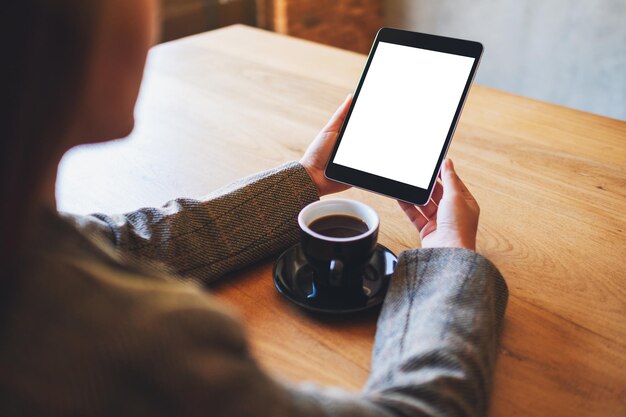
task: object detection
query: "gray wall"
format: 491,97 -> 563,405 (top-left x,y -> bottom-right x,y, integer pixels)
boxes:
385,0 -> 626,120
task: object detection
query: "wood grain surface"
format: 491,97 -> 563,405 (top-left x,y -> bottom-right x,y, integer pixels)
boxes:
57,25 -> 626,417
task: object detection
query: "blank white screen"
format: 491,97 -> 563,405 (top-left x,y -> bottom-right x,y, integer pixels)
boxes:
333,42 -> 475,189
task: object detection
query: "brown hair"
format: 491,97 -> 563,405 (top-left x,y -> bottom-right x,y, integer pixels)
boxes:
1,1 -> 102,276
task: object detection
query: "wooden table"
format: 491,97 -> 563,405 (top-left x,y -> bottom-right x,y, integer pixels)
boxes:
57,25 -> 626,417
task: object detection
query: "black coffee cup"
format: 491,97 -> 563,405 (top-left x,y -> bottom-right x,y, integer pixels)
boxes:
298,199 -> 379,293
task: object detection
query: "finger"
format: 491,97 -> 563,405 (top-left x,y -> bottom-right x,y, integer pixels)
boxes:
417,198 -> 438,219
398,201 -> 428,232
431,180 -> 444,206
442,159 -> 477,202
322,94 -> 353,133
441,159 -> 464,196
450,166 -> 477,201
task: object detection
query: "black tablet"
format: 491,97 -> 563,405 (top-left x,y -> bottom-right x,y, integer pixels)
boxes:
325,27 -> 483,205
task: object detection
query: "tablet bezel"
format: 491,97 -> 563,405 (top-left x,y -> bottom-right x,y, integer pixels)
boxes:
324,27 -> 483,206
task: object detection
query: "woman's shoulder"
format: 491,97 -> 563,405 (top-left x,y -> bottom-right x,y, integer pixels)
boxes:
2,247 -> 249,414
3,222 -> 248,388
17,237 -> 245,343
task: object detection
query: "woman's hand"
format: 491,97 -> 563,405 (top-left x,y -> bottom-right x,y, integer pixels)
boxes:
300,95 -> 352,197
398,159 -> 480,251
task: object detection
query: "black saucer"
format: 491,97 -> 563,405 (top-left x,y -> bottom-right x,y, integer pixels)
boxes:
273,243 -> 397,314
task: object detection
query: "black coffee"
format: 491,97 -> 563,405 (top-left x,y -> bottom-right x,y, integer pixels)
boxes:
309,215 -> 369,238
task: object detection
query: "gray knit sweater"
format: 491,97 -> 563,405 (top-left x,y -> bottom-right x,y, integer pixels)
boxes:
1,162 -> 508,417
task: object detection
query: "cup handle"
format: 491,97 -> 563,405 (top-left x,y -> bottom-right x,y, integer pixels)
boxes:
329,259 -> 344,287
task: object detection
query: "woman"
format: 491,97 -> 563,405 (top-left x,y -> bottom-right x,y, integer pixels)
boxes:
1,1 -> 508,416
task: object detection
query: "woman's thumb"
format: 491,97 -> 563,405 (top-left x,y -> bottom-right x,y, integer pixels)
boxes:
442,159 -> 461,194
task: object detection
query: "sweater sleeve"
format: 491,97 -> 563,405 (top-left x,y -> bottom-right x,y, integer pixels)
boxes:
65,162 -> 319,284
288,248 -> 509,417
